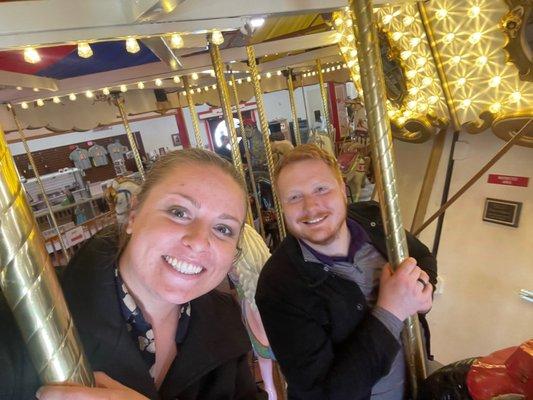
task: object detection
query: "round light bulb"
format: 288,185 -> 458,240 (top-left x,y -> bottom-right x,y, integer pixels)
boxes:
347,34 -> 355,42
155,78 -> 163,87
443,32 -> 455,44
16,86 -> 22,91
509,91 -> 522,103
266,71 -> 272,78
435,8 -> 448,20
181,91 -> 186,96
391,32 -> 403,41
102,87 -> 110,95
346,19 -> 353,27
77,42 -> 93,58
416,56 -> 428,67
468,6 -> 481,18
211,29 -> 224,45
120,84 -> 127,92
21,102 -> 29,109
173,75 -> 180,83
237,78 -> 242,84
403,15 -> 415,26
476,55 -> 488,67
246,76 -> 252,82
422,76 -> 433,87
23,47 -> 41,64
401,50 -> 412,60
36,99 -> 44,107
428,95 -> 439,104
191,72 -> 199,80
277,70 -> 282,76
469,32 -> 482,44
212,84 -> 217,90
204,86 -> 209,92
409,37 -> 422,47
450,55 -> 462,66
334,17 -> 343,26
457,77 -> 467,87
409,87 -> 420,95
460,98 -> 472,108
489,102 -> 501,113
196,87 -> 202,93
407,100 -> 417,110
137,82 -> 145,89
85,90 -> 93,98
228,80 -> 233,86
52,96 -> 60,104
126,37 -> 140,53
382,14 -> 393,24
69,93 -> 77,101
170,33 -> 184,49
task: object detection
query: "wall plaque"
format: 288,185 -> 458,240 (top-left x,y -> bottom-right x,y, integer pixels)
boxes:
483,198 -> 522,227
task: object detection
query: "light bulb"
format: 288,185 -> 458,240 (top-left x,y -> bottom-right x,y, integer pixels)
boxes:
137,81 -> 145,89
21,102 -> 29,109
469,32 -> 482,44
489,75 -> 501,87
228,80 -> 233,86
409,87 -> 420,95
257,74 -> 261,80
155,78 -> 163,87
211,29 -> 224,45
196,87 -> 202,93
382,14 -> 393,24
435,8 -> 448,20
191,72 -> 199,80
266,71 -> 272,78
457,77 -> 467,87
102,87 -> 110,95
326,68 -> 331,73
181,91 -> 186,96
489,102 -> 502,113
69,93 -> 77,101
23,47 -> 41,63
173,75 -> 180,83
334,17 -> 343,26
403,15 -> 415,26
417,102 -> 428,113
509,91 -> 522,103
468,6 -> 481,18
16,86 -> 22,90
36,99 -> 44,107
347,60 -> 356,68
212,84 -> 217,89
391,32 -> 403,41
277,70 -> 282,76
416,56 -> 427,67
406,70 -> 417,79
246,76 -> 252,82
460,98 -> 472,108
189,89 -> 194,94
337,65 -> 341,70
350,49 -> 357,58
443,32 -> 455,44
428,95 -> 439,104
209,70 -> 216,77
407,100 -> 417,110
85,90 -> 93,98
52,96 -> 60,104
347,34 -> 355,42
409,37 -> 422,47
401,50 -> 412,60
204,86 -> 209,92
237,78 -> 242,84
422,76 -> 433,87
342,63 -> 347,68
126,37 -> 140,53
450,55 -> 462,66
170,33 -> 184,49
77,42 -> 93,58
476,55 -> 488,67
120,84 -> 127,92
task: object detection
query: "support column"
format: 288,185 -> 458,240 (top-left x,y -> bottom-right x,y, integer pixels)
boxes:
350,0 -> 427,395
0,122 -> 94,386
286,69 -> 302,146
114,96 -> 145,181
183,76 -> 204,148
316,59 -> 333,143
246,45 -> 286,240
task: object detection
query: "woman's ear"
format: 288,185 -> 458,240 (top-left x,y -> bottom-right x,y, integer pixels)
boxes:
125,197 -> 139,235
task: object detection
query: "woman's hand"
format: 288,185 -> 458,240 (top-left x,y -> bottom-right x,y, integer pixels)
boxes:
36,371 -> 149,400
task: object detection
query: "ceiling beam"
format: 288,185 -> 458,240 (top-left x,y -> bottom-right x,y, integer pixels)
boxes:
0,71 -> 59,91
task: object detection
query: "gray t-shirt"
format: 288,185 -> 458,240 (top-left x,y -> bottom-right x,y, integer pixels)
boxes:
68,148 -> 91,170
88,144 -> 109,166
299,239 -> 405,400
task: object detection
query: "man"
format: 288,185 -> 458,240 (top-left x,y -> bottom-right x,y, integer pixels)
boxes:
215,135 -> 233,162
255,144 -> 437,400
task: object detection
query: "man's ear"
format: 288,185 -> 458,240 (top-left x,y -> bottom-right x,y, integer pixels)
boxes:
125,197 -> 139,235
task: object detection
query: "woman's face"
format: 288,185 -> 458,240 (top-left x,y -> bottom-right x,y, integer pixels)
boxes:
121,162 -> 246,305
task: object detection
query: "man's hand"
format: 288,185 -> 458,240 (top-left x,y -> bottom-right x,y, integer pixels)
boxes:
36,372 -> 149,400
376,257 -> 433,321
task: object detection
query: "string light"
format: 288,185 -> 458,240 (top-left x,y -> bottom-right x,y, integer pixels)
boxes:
435,8 -> 448,20
120,84 -> 127,92
170,33 -> 184,49
407,100 -> 417,110
16,86 -> 23,91
246,76 -> 252,82
36,99 -> 44,107
489,75 -> 502,87
181,91 -> 186,96
237,78 -> 242,84
469,32 -> 482,44
347,34 -> 355,42
77,42 -> 93,58
489,102 -> 502,113
191,72 -> 199,80
212,84 -> 217,89
443,33 -> 455,44
350,49 -> 357,58
409,87 -> 420,95
33,88 -> 40,92
102,87 -> 110,95
85,90 -> 94,98
21,102 -> 29,109
173,75 -> 180,83
509,91 -> 522,103
211,29 -> 224,45
23,47 -> 41,63
475,55 -> 488,67
155,78 -> 163,87
468,6 -> 481,18
337,65 -> 341,70
346,18 -> 353,27
126,37 -> 140,53
52,96 -> 61,104
204,86 -> 209,92
277,70 -> 282,76
189,89 -> 194,94
137,81 -> 145,89
69,93 -> 77,101
196,87 -> 202,93
266,71 -> 272,78
228,80 -> 233,86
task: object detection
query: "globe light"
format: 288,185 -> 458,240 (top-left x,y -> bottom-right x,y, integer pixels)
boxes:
170,33 -> 184,49
126,37 -> 140,53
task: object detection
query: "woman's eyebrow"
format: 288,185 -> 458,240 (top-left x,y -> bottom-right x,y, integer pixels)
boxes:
167,192 -> 200,209
218,214 -> 241,223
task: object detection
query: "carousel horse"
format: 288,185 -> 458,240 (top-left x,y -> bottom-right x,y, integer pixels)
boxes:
229,224 -> 277,400
337,140 -> 371,203
307,129 -> 335,157
103,176 -> 142,225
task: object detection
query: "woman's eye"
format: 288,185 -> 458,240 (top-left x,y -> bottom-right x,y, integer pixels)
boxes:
214,225 -> 233,237
169,207 -> 189,219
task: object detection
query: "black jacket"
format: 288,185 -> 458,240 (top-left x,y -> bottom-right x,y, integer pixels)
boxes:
256,201 -> 437,400
0,232 -> 259,400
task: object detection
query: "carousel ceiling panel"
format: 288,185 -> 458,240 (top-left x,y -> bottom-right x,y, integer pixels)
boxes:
250,14 -> 327,44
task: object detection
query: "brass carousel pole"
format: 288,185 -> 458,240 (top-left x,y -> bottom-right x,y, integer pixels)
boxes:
113,96 -> 146,181
0,122 -> 94,386
286,69 -> 302,146
349,0 -> 427,395
183,76 -> 204,148
229,70 -> 266,239
9,105 -> 71,262
300,74 -> 310,134
316,59 -> 333,143
209,41 -> 253,226
246,45 -> 286,240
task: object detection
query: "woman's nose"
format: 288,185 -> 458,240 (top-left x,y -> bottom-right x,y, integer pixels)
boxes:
181,223 -> 210,252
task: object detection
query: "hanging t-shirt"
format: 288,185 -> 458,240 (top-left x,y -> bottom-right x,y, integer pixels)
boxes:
68,147 -> 91,170
107,142 -> 129,163
88,144 -> 109,167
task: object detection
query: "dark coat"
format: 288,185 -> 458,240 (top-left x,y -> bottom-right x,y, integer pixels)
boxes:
0,232 -> 259,400
256,201 -> 438,400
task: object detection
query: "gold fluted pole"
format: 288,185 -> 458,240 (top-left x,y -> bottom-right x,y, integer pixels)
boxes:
286,69 -> 302,146
229,71 -> 266,239
350,0 -> 427,396
0,123 -> 94,386
316,59 -> 333,143
9,105 -> 71,262
246,45 -> 286,240
114,96 -> 145,181
209,42 -> 253,226
183,76 -> 204,148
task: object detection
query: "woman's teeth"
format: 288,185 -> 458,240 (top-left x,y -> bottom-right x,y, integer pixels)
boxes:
163,255 -> 203,275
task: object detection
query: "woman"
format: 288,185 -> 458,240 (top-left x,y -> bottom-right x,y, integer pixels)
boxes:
0,149 -> 260,399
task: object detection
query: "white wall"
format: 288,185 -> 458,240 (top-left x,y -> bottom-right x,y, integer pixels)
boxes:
394,131 -> 533,364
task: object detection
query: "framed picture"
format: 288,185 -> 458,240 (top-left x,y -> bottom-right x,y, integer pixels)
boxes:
158,147 -> 166,155
482,198 -> 522,227
172,133 -> 181,147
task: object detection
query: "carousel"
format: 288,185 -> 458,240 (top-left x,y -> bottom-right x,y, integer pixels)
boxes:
0,0 -> 532,399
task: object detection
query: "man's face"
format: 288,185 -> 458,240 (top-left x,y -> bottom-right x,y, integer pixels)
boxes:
277,159 -> 347,248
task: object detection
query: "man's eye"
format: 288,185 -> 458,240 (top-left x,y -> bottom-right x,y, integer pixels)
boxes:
288,194 -> 301,202
316,186 -> 329,193
169,207 -> 189,219
214,225 -> 234,237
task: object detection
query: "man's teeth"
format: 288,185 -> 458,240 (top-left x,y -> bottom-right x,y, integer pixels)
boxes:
304,216 -> 326,224
163,255 -> 203,275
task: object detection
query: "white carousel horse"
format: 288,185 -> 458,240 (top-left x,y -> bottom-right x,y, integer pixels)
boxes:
104,177 -> 142,225
229,224 -> 277,400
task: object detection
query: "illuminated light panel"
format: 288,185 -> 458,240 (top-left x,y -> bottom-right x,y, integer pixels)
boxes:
69,93 -> 77,101
126,37 -> 140,53
435,8 -> 448,20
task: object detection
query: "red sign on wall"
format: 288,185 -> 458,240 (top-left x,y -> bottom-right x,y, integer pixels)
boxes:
488,174 -> 529,187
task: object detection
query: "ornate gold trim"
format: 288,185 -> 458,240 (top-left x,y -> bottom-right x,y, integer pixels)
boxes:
463,111 -> 496,134
491,112 -> 533,147
501,0 -> 533,81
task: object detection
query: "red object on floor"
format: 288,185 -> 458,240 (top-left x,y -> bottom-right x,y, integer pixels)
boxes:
466,339 -> 533,399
